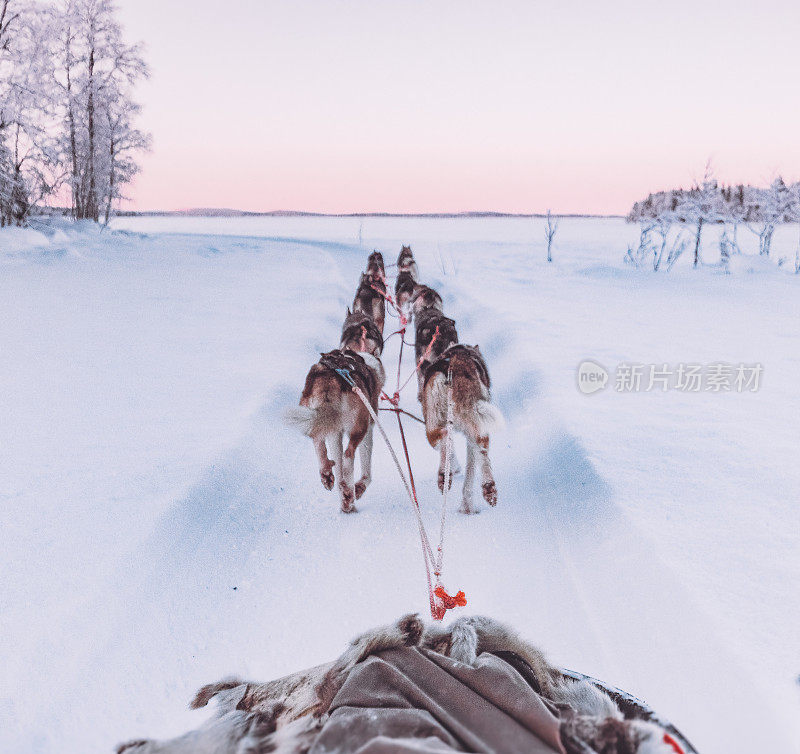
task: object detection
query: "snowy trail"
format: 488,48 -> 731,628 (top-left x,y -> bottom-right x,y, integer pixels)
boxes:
3,218 -> 798,754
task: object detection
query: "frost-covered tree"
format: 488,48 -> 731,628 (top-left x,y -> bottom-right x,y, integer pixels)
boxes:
55,0 -> 149,221
777,181 -> 800,272
718,183 -> 747,257
0,0 -> 147,225
746,176 -> 792,257
0,0 -> 60,225
676,161 -> 724,268
99,83 -> 150,223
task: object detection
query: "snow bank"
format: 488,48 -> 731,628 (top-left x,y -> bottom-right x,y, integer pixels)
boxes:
0,226 -> 52,254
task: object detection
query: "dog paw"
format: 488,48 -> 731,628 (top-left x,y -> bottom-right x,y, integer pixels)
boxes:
340,486 -> 356,513
354,479 -> 367,499
482,481 -> 497,506
397,613 -> 424,645
438,470 -> 454,492
459,504 -> 479,515
320,460 -> 335,490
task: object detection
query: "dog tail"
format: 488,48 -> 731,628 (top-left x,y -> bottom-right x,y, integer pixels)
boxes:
474,400 -> 505,436
283,404 -> 340,437
283,405 -> 317,436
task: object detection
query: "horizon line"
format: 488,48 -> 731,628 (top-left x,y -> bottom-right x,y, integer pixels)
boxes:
111,208 -> 627,219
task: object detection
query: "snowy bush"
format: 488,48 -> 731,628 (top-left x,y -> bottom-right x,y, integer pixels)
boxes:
625,217 -> 688,272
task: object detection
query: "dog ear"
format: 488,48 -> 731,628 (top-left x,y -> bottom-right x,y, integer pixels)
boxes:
191,678 -> 244,709
346,306 -> 351,316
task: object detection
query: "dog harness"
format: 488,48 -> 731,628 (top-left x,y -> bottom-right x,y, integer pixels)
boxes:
340,314 -> 384,354
424,343 -> 491,389
414,311 -> 458,363
319,349 -> 379,401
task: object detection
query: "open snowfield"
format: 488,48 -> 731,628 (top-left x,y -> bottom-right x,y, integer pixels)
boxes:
1,215 -> 798,754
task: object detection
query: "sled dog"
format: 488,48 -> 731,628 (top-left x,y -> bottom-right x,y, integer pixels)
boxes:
410,283 -> 443,319
421,343 -> 503,513
339,308 -> 383,356
394,270 -> 416,314
413,308 -> 458,400
285,338 -> 385,513
352,272 -> 386,335
397,244 -> 419,279
366,250 -> 385,283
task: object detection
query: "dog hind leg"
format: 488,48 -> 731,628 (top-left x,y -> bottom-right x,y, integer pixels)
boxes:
460,440 -> 478,514
477,435 -> 497,506
329,432 -> 348,511
341,418 -> 368,513
314,436 -> 334,490
355,423 -> 373,499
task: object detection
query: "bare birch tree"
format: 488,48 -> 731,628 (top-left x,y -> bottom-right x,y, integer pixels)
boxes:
544,209 -> 558,262
676,160 -> 723,269
746,177 -> 791,257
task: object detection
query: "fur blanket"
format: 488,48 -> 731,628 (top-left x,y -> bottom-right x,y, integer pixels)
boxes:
117,615 -> 685,754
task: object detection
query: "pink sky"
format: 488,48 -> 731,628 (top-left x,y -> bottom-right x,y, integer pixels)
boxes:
117,0 -> 800,215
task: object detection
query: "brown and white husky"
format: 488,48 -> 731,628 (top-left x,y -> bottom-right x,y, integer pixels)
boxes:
366,250 -> 385,283
397,245 -> 419,279
285,313 -> 385,513
421,344 -> 503,513
394,270 -> 416,314
413,308 -> 458,401
409,283 -> 443,320
353,273 -> 386,335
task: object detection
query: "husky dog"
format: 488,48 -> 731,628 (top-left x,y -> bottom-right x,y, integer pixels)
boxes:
118,614 -> 682,754
366,250 -> 385,283
285,343 -> 385,512
397,244 -> 419,279
394,270 -> 416,314
353,273 -> 386,335
413,308 -> 458,400
422,343 -> 503,513
340,309 -> 383,356
410,283 -> 443,320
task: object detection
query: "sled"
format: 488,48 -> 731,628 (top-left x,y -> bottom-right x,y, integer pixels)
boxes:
559,667 -> 699,754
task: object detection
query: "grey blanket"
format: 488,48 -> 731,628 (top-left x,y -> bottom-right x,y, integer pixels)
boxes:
310,647 -> 566,754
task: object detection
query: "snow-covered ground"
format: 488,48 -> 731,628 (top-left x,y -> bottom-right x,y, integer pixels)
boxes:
1,216 -> 798,754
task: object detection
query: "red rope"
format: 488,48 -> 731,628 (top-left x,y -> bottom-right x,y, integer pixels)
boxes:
397,325 -> 439,394
370,283 -> 408,329
386,321 -> 460,617
361,261 -> 463,620
662,734 -> 685,754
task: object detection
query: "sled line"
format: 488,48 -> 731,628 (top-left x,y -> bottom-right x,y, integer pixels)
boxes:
357,275 -> 463,620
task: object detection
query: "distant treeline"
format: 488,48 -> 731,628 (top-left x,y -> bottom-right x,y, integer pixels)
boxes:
628,177 -> 798,225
